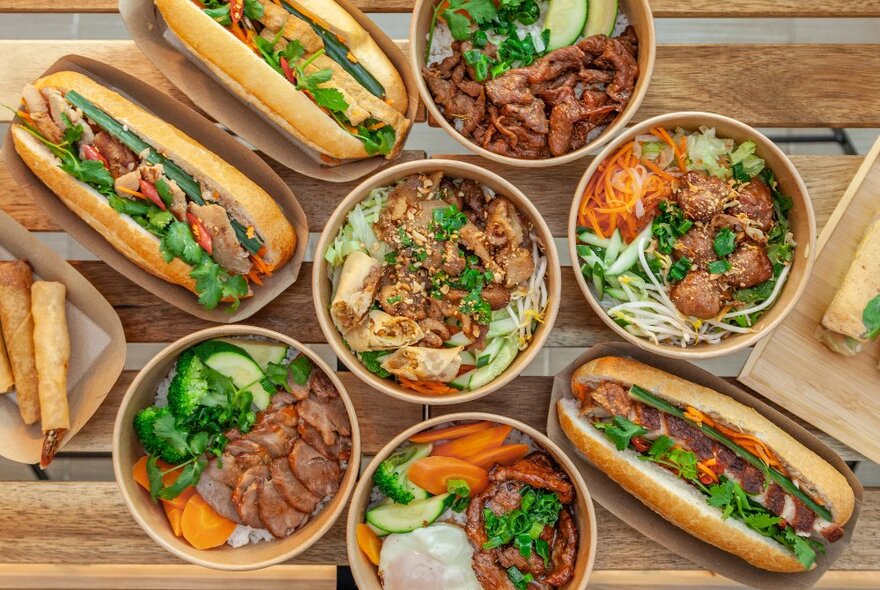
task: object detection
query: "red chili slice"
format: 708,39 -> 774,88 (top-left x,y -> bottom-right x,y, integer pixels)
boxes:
631,437 -> 651,453
229,0 -> 244,24
698,472 -> 715,485
186,212 -> 213,254
279,57 -> 296,84
81,144 -> 109,170
139,179 -> 167,211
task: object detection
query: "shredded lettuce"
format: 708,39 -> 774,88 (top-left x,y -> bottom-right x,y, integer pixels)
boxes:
324,187 -> 391,267
729,140 -> 765,177
686,126 -> 734,178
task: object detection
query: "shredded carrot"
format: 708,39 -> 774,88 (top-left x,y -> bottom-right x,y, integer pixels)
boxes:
116,186 -> 147,200
247,269 -> 264,286
16,110 -> 33,125
685,406 -> 786,474
398,377 -> 458,396
697,462 -> 720,483
251,254 -> 273,277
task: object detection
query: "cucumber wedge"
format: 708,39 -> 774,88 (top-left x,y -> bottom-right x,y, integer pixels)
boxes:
584,0 -> 619,37
194,340 -> 271,410
217,338 -> 288,371
365,493 -> 450,534
467,337 -> 519,390
545,0 -> 589,50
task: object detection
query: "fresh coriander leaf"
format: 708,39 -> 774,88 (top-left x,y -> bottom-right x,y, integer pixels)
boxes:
359,124 -> 396,156
280,39 -> 305,63
146,454 -> 164,501
310,86 -> 349,112
158,458 -> 206,500
109,194 -> 151,217
447,478 -> 471,497
289,354 -> 313,386
784,527 -> 819,569
863,295 -> 880,340
304,68 -> 333,86
152,412 -> 190,457
160,221 -> 204,266
714,227 -> 736,257
203,4 -> 231,25
265,361 -> 292,392
594,416 -> 647,451
188,431 -> 209,455
147,208 -> 174,233
243,0 -> 264,19
668,257 -> 691,282
359,350 -> 391,377
647,434 -> 675,458
767,243 -> 792,266
60,157 -> 114,195
743,512 -> 782,533
444,10 -> 474,40
706,480 -> 735,511
61,115 -> 83,145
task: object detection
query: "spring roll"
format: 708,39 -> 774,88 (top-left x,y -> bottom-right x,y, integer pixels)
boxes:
818,217 -> 880,355
32,282 -> 70,468
0,324 -> 13,393
0,261 -> 39,424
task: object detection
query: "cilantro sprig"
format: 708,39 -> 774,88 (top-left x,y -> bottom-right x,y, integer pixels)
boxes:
863,295 -> 880,340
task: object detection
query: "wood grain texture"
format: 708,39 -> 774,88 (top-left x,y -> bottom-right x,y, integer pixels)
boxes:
3,0 -> 880,17
2,42 -> 880,127
0,482 -> 875,569
741,138 -> 880,464
64,371 -> 422,456
0,152 -> 863,235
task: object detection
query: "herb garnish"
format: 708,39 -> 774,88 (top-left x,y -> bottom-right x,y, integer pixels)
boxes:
651,201 -> 693,254
864,295 -> 880,340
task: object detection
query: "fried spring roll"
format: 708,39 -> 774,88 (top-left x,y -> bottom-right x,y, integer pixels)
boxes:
0,261 -> 39,424
32,282 -> 70,468
0,324 -> 13,393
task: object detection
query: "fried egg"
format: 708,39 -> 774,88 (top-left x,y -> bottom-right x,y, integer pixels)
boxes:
378,523 -> 481,589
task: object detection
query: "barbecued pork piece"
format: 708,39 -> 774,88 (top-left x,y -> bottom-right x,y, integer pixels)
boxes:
21,85 -> 65,144
269,457 -> 321,514
674,225 -> 718,268
596,37 -> 639,103
731,177 -> 775,232
725,242 -> 773,288
188,202 -> 252,275
289,440 -> 341,498
204,452 -> 242,487
246,422 -> 297,458
670,270 -> 724,319
490,452 -> 574,503
675,171 -> 730,222
257,479 -> 306,538
93,131 -> 138,178
485,197 -> 526,248
543,507 -> 578,586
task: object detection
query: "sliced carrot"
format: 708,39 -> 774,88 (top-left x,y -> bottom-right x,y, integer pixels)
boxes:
409,421 -> 493,444
181,493 -> 237,550
432,425 -> 512,459
356,523 -> 382,566
163,486 -> 197,537
464,444 -> 530,469
406,456 -> 489,496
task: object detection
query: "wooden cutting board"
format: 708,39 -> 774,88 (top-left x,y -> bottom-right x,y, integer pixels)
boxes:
740,136 -> 880,463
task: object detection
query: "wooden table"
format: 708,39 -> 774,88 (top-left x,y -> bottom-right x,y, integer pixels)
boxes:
0,1 -> 878,588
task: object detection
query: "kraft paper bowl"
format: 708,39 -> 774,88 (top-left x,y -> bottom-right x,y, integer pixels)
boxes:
346,412 -> 597,589
409,0 -> 655,168
313,158 -> 561,405
112,325 -> 361,571
568,112 -> 817,359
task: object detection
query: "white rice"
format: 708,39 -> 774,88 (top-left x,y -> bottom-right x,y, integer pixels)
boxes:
154,367 -> 176,407
227,525 -> 275,548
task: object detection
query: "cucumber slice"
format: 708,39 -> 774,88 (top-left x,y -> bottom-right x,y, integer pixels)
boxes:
487,317 -> 518,339
217,338 -> 288,371
444,331 -> 472,348
545,0 -> 589,51
365,493 -> 450,534
466,337 -> 519,391
450,369 -> 475,390
584,0 -> 619,37
193,340 -> 270,410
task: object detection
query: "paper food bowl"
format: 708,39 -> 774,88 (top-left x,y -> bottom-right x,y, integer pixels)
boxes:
112,325 -> 361,571
409,0 -> 656,168
346,412 -> 598,589
313,158 -> 561,405
567,112 -> 816,359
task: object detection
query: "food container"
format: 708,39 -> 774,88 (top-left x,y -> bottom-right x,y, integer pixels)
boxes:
568,112 -> 816,359
313,158 -> 561,405
409,0 -> 656,168
121,0 -> 420,181
2,55 -> 309,323
0,208 -> 125,464
346,412 -> 597,589
112,325 -> 361,571
547,342 -> 862,589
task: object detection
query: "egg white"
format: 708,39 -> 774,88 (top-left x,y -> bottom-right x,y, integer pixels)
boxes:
378,523 -> 481,590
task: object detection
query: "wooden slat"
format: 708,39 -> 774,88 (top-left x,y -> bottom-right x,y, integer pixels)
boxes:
65,375 -> 865,460
3,0 -> 880,18
64,371 -> 422,456
428,377 -> 865,461
0,482 -> 876,569
0,153 -> 863,235
2,41 -> 880,128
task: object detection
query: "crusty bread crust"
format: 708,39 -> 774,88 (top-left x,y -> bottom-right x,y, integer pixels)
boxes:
30,71 -> 295,270
156,0 -> 408,160
571,357 -> 855,527
557,398 -> 808,572
290,0 -> 409,114
12,127 -> 199,294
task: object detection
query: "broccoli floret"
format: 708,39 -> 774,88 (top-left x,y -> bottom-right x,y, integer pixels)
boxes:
373,442 -> 431,505
167,348 -> 211,418
133,406 -> 189,464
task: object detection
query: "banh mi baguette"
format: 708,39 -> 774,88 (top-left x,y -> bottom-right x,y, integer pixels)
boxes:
0,261 -> 40,425
155,0 -> 411,162
31,281 -> 70,468
12,71 -> 296,311
0,324 -> 14,393
817,216 -> 880,355
557,356 -> 855,572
